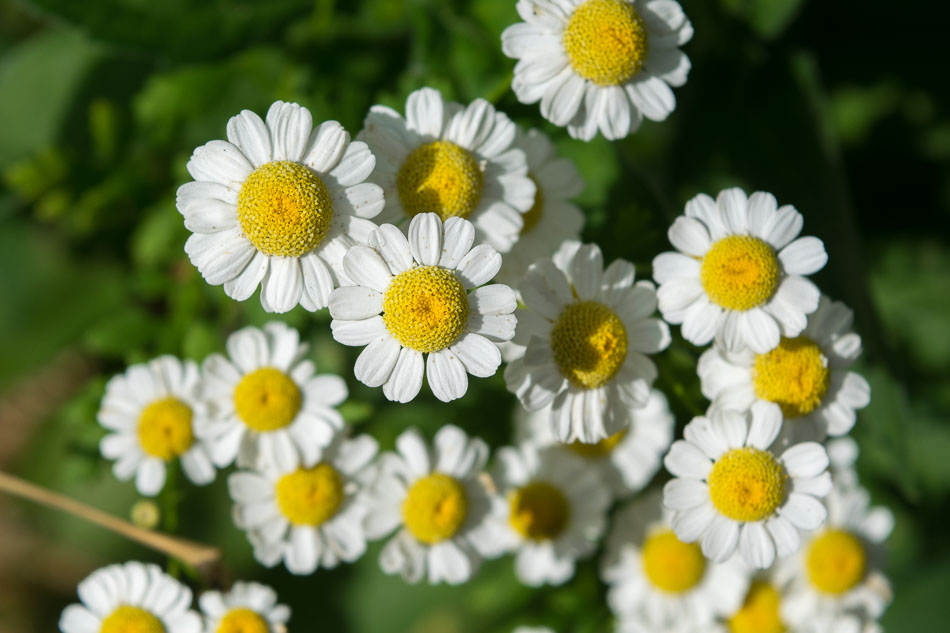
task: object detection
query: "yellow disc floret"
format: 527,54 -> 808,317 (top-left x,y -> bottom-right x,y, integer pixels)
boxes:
551,300 -> 628,390
700,236 -> 781,311
754,336 -> 831,418
233,367 -> 302,432
641,529 -> 706,593
520,175 -> 544,235
708,448 -> 787,522
383,266 -> 469,353
402,473 -> 469,544
563,0 -> 649,86
237,160 -> 333,257
567,429 -> 627,458
806,529 -> 867,595
275,463 -> 344,526
216,608 -> 269,633
100,606 -> 166,633
137,397 -> 194,461
397,140 -> 484,220
508,481 -> 570,541
729,582 -> 786,633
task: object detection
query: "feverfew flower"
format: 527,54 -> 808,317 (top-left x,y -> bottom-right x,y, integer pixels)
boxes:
358,87 -> 535,253
506,241 -> 670,443
362,426 -> 501,585
501,0 -> 693,141
177,100 -> 384,313
663,403 -> 832,569
198,581 -> 290,633
653,188 -> 828,354
98,355 -> 215,496
328,213 -> 517,403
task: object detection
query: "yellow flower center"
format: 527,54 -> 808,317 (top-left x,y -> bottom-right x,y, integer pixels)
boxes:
566,429 -> 627,458
216,608 -> 269,633
274,463 -> 344,526
237,160 -> 333,257
708,448 -> 787,522
641,529 -> 706,593
729,582 -> 786,633
402,473 -> 469,544
397,140 -> 484,221
100,606 -> 165,633
383,265 -> 470,353
508,481 -> 570,541
563,0 -> 649,86
520,175 -> 544,235
233,367 -> 302,432
753,336 -> 831,418
550,300 -> 628,390
700,236 -> 781,311
806,529 -> 867,595
136,397 -> 194,461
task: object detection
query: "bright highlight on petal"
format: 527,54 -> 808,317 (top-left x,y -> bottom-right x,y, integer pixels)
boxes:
806,529 -> 867,595
754,336 -> 831,418
728,582 -> 785,633
137,397 -> 194,461
233,367 -> 302,432
508,481 -> 570,541
641,529 -> 706,594
383,266 -> 470,353
217,608 -> 269,633
700,235 -> 781,311
100,606 -> 165,633
563,0 -> 649,86
275,463 -> 344,526
402,473 -> 469,544
708,447 -> 787,522
551,300 -> 628,389
397,140 -> 484,221
566,428 -> 627,458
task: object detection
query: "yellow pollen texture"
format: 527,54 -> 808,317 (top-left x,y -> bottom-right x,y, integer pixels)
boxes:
729,582 -> 786,633
216,608 -> 269,633
137,397 -> 194,461
551,300 -> 628,390
233,367 -> 302,432
520,175 -> 544,235
563,0 -> 649,86
383,266 -> 469,353
237,160 -> 332,257
700,235 -> 781,311
806,529 -> 867,595
754,336 -> 831,418
508,481 -> 570,541
275,463 -> 344,526
708,448 -> 787,522
397,140 -> 484,221
100,605 -> 166,633
641,529 -> 706,593
402,473 -> 469,544
567,428 -> 627,458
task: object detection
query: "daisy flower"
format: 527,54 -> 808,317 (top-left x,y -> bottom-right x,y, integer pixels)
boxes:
361,425 -> 500,585
228,433 -> 377,575
59,561 -> 201,633
663,402 -> 832,569
495,127 -> 585,285
486,442 -> 611,586
653,188 -> 828,354
198,581 -> 290,633
328,213 -> 517,403
202,322 -> 346,471
699,295 -> 871,445
98,355 -> 215,496
501,0 -> 693,141
357,87 -> 535,253
517,388 -> 674,498
601,492 -> 749,630
505,241 -> 670,443
177,100 -> 384,313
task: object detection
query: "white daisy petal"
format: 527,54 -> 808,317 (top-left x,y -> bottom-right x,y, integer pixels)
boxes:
451,333 -> 502,378
426,350 -> 469,402
409,213 -> 444,266
738,521 -> 775,568
383,348 -> 424,403
226,109 -> 271,167
456,244 -> 502,288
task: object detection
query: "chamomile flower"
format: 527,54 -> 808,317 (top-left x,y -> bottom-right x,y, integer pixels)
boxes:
98,355 -> 215,496
361,425 -> 501,585
177,100 -> 384,313
699,295 -> 871,445
198,581 -> 290,633
517,388 -> 674,497
228,433 -> 378,575
663,403 -> 832,569
601,493 -> 749,629
505,241 -> 670,443
487,443 -> 611,586
59,561 -> 201,633
501,0 -> 693,141
328,213 -> 517,403
357,87 -> 536,253
202,322 -> 346,471
496,127 -> 585,285
653,188 -> 828,354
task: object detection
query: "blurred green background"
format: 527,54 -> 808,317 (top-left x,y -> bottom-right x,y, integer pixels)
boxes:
1,0 -> 948,631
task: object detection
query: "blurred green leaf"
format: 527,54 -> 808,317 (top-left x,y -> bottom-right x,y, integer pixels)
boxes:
720,0 -> 805,38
